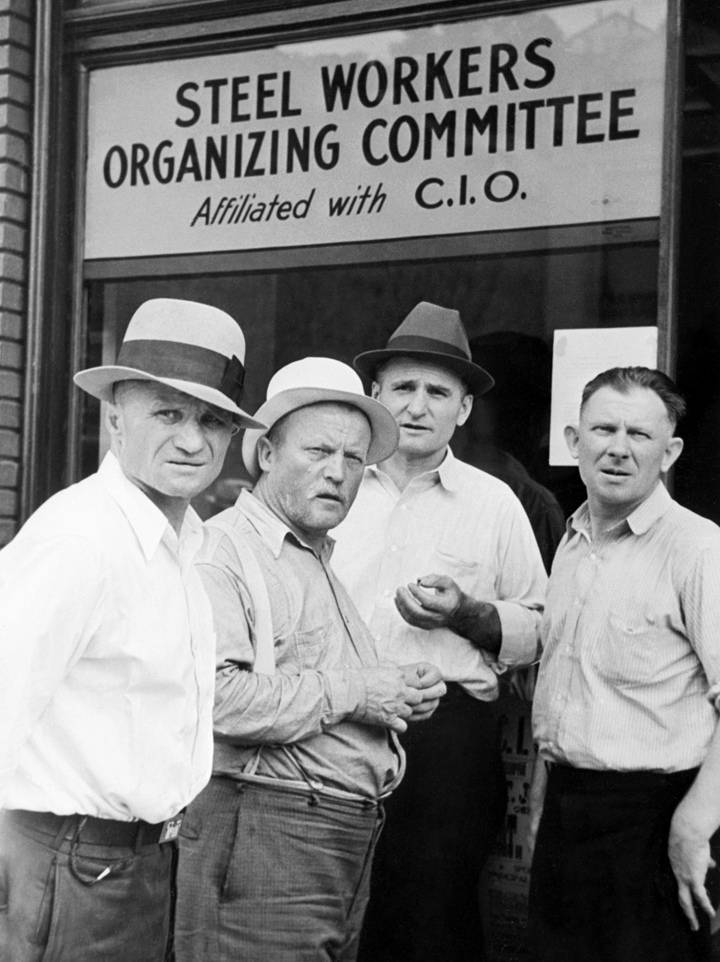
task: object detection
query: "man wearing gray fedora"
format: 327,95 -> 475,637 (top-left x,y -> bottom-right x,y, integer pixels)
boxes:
0,298 -> 263,962
173,357 -> 446,962
332,302 -> 547,962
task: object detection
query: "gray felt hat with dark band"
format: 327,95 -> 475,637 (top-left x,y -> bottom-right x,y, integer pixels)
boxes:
353,301 -> 495,397
73,298 -> 266,430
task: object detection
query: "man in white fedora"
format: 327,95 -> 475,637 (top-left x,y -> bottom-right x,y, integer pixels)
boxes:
173,356 -> 446,962
331,302 -> 547,962
0,298 -> 263,962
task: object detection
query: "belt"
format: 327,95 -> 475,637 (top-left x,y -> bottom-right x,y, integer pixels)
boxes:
545,763 -> 699,794
7,809 -> 179,847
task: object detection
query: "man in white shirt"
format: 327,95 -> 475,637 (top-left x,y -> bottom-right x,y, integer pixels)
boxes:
0,298 -> 263,962
332,302 -> 547,962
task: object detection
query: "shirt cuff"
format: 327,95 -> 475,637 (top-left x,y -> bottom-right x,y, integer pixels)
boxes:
495,600 -> 542,668
321,670 -> 368,727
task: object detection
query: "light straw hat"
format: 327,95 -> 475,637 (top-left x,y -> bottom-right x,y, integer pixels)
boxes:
74,298 -> 265,429
242,357 -> 399,480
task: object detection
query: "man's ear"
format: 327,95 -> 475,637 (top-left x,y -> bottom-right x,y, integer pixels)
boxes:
662,436 -> 684,473
256,434 -> 274,473
564,424 -> 580,459
106,403 -> 122,438
456,393 -> 473,427
371,381 -> 380,400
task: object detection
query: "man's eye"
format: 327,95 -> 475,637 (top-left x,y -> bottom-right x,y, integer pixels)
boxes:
156,409 -> 181,422
201,414 -> 228,430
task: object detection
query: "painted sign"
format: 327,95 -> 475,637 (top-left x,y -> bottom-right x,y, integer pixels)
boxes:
84,0 -> 668,259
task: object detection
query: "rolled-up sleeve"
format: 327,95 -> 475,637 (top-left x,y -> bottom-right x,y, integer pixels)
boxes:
493,499 -> 548,669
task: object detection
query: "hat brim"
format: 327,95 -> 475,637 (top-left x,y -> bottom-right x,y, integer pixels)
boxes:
242,387 -> 399,480
73,366 -> 266,430
353,348 -> 494,397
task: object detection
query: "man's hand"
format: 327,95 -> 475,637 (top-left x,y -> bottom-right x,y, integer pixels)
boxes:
395,574 -> 502,656
357,666 -> 425,733
395,575 -> 462,631
668,802 -> 717,931
401,662 -> 446,721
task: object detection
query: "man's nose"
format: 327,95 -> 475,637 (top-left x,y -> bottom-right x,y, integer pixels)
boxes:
323,452 -> 345,483
607,431 -> 630,457
406,389 -> 427,417
173,416 -> 205,452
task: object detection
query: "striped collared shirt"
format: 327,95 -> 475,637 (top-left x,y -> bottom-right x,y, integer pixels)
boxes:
533,482 -> 720,772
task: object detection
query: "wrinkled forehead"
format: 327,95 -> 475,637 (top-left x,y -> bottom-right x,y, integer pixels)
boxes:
580,386 -> 673,428
376,356 -> 466,391
114,378 -> 232,420
282,401 -> 371,438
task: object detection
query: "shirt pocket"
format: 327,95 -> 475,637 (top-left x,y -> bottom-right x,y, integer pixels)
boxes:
591,610 -> 659,687
433,542 -> 493,595
291,624 -> 330,671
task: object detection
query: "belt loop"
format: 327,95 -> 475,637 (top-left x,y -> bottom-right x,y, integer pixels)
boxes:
134,822 -> 145,853
51,815 -> 78,850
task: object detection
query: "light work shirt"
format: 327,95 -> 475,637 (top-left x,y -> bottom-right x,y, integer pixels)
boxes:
533,482 -> 720,772
197,491 -> 402,801
332,449 -> 546,700
0,453 -> 216,823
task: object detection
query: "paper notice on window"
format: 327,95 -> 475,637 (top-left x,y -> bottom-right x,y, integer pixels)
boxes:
550,327 -> 658,466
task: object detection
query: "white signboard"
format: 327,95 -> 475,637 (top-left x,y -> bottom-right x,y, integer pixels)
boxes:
550,326 -> 659,466
85,0 -> 668,260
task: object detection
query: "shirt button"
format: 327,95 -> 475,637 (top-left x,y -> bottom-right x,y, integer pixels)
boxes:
400,504 -> 408,511
376,634 -> 382,642
391,545 -> 398,552
590,553 -> 597,561
383,589 -> 391,597
574,598 -> 581,606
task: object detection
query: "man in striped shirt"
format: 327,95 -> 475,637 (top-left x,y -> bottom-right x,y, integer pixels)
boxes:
529,366 -> 720,962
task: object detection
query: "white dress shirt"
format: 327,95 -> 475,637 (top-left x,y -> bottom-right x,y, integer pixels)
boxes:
332,449 -> 546,700
0,453 -> 216,823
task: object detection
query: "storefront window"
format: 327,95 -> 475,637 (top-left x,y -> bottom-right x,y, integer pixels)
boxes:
78,0 -> 670,520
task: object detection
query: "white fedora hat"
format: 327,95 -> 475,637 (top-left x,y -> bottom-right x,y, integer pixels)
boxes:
73,298 -> 266,429
242,357 -> 399,480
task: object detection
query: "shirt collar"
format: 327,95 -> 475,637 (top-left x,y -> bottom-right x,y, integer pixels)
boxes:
568,481 -> 672,540
367,446 -> 459,492
97,452 -> 203,561
234,489 -> 334,562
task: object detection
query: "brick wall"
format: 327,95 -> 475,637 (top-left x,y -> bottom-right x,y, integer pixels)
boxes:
0,0 -> 31,547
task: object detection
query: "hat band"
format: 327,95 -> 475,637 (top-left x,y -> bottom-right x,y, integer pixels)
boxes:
386,334 -> 470,362
117,339 -> 245,405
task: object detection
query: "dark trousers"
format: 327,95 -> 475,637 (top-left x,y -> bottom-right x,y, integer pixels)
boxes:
528,764 -> 712,962
0,810 -> 174,962
174,775 -> 384,962
357,686 -> 507,962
